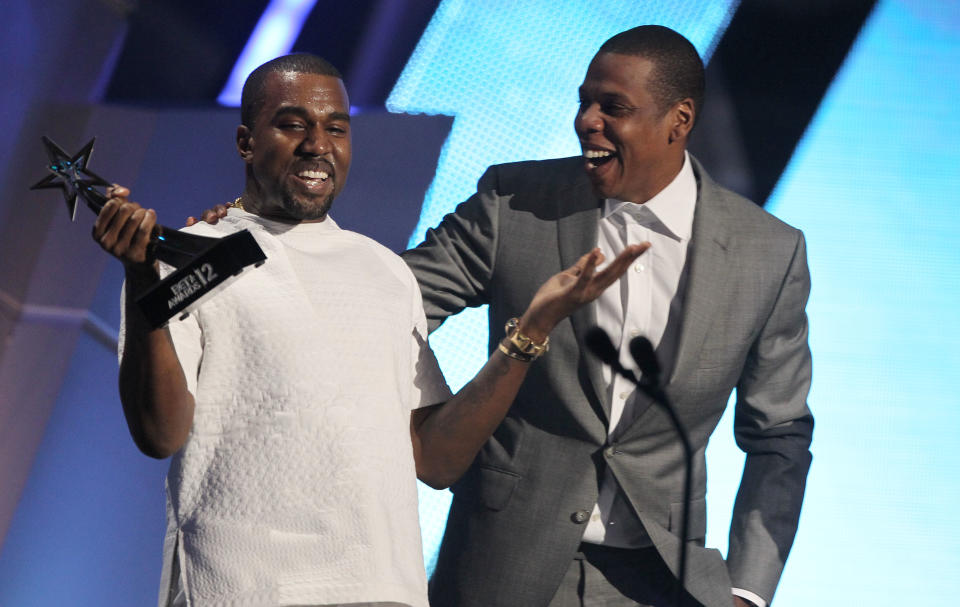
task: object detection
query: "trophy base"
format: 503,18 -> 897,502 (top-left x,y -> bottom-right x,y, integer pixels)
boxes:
136,230 -> 266,328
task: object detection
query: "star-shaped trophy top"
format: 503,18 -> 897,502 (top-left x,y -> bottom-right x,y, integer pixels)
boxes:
31,136 -> 111,221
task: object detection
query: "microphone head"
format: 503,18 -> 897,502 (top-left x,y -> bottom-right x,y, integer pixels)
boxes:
629,335 -> 661,380
585,326 -> 619,366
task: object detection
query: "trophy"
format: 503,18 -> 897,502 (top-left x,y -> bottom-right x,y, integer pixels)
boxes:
31,136 -> 266,328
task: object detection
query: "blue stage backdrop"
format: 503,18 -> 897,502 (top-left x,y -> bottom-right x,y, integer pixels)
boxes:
759,1 -> 960,601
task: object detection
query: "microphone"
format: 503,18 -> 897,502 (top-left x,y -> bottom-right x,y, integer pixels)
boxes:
585,327 -> 637,384
587,327 -> 692,603
628,335 -> 661,386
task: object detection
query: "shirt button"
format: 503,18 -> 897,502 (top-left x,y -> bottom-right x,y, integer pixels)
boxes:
571,510 -> 590,524
630,329 -> 642,338
618,391 -> 629,400
634,263 -> 645,272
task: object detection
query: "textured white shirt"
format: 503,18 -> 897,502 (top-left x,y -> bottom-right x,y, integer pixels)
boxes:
582,152 -> 696,547
122,210 -> 451,607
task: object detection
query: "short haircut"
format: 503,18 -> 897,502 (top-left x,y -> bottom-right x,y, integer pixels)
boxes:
241,53 -> 343,128
598,25 -> 705,121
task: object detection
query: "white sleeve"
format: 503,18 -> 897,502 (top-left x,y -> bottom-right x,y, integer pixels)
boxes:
118,275 -> 203,399
165,311 -> 202,399
408,278 -> 452,410
732,587 -> 767,607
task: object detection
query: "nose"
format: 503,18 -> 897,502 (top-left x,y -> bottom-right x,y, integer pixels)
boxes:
576,102 -> 603,135
299,126 -> 329,156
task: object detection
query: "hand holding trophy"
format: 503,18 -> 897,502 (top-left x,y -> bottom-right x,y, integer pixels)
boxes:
31,136 -> 266,328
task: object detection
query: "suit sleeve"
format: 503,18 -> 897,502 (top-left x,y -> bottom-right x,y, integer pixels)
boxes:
400,167 -> 502,333
727,230 -> 814,602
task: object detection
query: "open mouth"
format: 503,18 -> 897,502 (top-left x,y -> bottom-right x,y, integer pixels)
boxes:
291,166 -> 336,196
296,169 -> 330,184
583,149 -> 617,168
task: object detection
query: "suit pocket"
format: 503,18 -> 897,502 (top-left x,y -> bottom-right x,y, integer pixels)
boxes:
669,497 -> 707,541
452,465 -> 521,512
478,466 -> 522,511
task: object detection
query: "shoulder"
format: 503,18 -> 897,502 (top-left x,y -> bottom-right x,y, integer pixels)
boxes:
336,228 -> 420,288
693,156 -> 802,242
480,156 -> 587,194
178,214 -> 247,237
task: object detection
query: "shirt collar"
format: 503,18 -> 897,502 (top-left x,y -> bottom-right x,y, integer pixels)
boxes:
601,151 -> 696,242
227,207 -> 341,235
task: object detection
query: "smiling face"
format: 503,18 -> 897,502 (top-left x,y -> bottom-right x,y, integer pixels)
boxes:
237,70 -> 351,222
575,52 -> 693,203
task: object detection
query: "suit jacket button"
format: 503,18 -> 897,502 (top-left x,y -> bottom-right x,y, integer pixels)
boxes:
571,510 -> 590,524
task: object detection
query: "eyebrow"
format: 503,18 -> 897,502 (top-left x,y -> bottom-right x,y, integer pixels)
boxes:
273,106 -> 351,123
578,87 -> 630,103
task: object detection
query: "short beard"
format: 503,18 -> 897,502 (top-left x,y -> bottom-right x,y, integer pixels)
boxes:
280,189 -> 335,221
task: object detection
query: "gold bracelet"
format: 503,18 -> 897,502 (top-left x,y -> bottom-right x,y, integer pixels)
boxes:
501,317 -> 549,362
499,339 -> 536,362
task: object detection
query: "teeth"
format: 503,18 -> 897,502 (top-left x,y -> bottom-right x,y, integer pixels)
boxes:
584,150 -> 613,159
298,170 -> 329,180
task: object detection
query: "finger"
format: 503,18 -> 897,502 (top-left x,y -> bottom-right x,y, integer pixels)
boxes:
201,208 -> 222,224
592,242 -> 651,287
215,204 -> 229,217
567,247 -> 603,277
105,184 -> 130,199
115,207 -> 148,253
573,248 -> 604,287
185,216 -> 197,226
94,185 -> 132,237
94,198 -> 121,238
99,201 -> 139,252
129,209 -> 158,262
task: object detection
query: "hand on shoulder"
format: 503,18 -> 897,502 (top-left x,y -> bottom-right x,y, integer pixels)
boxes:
185,203 -> 231,227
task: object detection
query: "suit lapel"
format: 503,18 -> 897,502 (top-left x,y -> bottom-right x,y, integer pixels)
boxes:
557,158 -> 734,433
556,180 -> 612,423
616,159 -> 733,440
667,160 -> 732,386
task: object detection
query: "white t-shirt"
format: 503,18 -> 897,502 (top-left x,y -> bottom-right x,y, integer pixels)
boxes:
123,210 -> 451,607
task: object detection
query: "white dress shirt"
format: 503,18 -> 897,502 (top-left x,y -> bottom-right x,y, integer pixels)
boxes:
578,153 -> 766,607
582,151 -> 697,547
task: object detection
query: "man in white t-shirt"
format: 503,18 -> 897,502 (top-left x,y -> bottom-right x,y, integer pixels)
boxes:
93,54 -> 647,607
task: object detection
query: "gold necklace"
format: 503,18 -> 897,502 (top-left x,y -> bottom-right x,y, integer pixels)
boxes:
231,196 -> 245,211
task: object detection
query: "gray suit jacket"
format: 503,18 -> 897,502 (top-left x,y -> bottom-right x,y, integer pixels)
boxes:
401,156 -> 813,607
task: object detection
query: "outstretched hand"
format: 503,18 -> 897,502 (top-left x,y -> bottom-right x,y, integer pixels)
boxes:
185,203 -> 230,227
519,243 -> 651,341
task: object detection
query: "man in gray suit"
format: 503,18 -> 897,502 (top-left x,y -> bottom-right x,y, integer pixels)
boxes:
401,26 -> 813,607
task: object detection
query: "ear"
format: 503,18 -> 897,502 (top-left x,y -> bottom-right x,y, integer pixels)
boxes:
668,98 -> 695,144
237,125 -> 253,162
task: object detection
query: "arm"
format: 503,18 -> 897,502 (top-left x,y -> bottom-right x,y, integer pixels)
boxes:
94,185 -> 195,458
727,231 -> 814,600
401,168 -> 502,332
411,243 -> 649,489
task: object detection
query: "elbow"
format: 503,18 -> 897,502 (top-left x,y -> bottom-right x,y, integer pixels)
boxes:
417,472 -> 454,491
415,460 -> 462,490
127,423 -> 186,459
140,447 -> 172,460
132,433 -> 180,459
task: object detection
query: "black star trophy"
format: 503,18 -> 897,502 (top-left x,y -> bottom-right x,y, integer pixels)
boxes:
31,136 -> 266,328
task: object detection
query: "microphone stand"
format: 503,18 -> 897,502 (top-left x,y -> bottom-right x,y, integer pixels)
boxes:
585,328 -> 693,606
